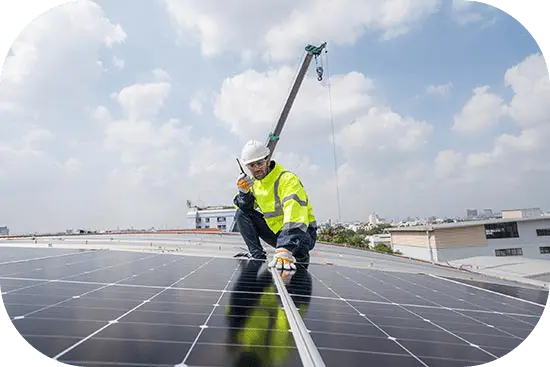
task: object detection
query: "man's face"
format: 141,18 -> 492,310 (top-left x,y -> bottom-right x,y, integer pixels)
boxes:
246,158 -> 269,180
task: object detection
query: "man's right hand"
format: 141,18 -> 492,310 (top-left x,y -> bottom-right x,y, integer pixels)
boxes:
237,173 -> 254,193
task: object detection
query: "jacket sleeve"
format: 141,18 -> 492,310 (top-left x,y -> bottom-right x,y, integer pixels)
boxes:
275,173 -> 313,251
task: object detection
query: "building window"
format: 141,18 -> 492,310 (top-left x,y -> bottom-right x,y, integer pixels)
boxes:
536,229 -> 550,236
218,224 -> 226,230
485,222 -> 519,239
540,246 -> 550,254
217,217 -> 226,223
495,248 -> 523,257
204,218 -> 210,223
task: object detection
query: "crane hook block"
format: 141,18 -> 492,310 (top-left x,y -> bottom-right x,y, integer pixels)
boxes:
316,66 -> 324,81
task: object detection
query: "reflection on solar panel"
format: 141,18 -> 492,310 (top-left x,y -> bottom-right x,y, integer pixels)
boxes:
0,246 -> 546,366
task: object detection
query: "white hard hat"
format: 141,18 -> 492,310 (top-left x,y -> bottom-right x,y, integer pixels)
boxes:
241,140 -> 270,165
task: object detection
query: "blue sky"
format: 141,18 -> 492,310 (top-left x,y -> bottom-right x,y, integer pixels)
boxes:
0,0 -> 549,234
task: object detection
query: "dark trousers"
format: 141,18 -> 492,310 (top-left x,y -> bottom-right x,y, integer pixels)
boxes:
234,208 -> 316,262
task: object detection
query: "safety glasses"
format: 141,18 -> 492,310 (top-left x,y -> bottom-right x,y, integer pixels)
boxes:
246,159 -> 267,168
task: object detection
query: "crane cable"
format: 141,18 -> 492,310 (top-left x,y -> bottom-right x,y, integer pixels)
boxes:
323,46 -> 342,223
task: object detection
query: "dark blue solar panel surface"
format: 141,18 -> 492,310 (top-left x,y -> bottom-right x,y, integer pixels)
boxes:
1,247 -> 545,367
295,264 -> 545,367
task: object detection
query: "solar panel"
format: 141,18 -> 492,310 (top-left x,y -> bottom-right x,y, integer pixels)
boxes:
298,264 -> 545,367
0,245 -> 546,367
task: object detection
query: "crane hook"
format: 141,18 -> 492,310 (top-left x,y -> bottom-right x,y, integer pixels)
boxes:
316,66 -> 324,81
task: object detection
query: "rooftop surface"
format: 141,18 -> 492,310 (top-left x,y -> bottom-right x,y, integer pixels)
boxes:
1,232 -> 548,366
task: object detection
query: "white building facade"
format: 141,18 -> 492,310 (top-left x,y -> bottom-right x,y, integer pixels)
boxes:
186,207 -> 237,232
388,216 -> 550,262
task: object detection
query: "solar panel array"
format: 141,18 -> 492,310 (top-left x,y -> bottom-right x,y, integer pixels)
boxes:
0,247 -> 546,366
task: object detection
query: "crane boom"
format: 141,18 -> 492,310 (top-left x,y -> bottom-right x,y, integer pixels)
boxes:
265,42 -> 326,161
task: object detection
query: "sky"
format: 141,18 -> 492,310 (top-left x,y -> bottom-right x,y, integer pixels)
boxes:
0,0 -> 548,234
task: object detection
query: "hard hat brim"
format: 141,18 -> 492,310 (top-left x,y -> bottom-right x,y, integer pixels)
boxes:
242,155 -> 268,165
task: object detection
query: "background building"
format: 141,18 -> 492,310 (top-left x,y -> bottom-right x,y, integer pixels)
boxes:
387,211 -> 550,262
502,207 -> 543,219
0,226 -> 9,236
186,206 -> 236,231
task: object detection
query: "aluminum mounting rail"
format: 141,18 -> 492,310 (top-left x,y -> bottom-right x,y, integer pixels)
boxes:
271,268 -> 326,367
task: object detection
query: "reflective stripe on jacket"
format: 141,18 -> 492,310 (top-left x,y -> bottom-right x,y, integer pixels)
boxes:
253,162 -> 316,234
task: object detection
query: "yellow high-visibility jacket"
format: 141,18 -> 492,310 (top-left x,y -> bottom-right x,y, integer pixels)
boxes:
252,162 -> 316,234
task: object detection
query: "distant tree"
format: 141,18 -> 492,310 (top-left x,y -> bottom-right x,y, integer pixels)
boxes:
320,224 -> 403,254
318,225 -> 368,248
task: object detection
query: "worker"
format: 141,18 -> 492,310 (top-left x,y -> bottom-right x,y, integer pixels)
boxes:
233,140 -> 317,271
225,259 -> 312,366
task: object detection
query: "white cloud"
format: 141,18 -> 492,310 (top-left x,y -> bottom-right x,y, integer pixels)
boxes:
63,157 -> 83,173
493,127 -> 547,157
187,137 -> 234,178
152,68 -> 172,82
272,151 -> 320,175
0,127 -> 57,183
426,82 -> 453,96
466,151 -> 493,169
112,56 -> 125,70
214,67 -> 374,140
164,0 -> 440,61
104,117 -> 191,164
436,53 -> 550,197
189,91 -> 207,115
0,0 -> 126,111
452,85 -> 504,134
452,0 -> 483,24
112,82 -> 171,121
434,149 -> 464,179
336,106 -> 433,156
504,53 -> 550,127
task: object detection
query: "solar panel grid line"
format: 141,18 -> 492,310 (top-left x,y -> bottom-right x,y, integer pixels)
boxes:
1,276 -> 124,289
354,271 -> 526,341
175,263 -> 241,366
52,258 -> 215,361
337,271 -> 500,359
309,271 -> 430,367
271,268 -> 326,367
378,271 -> 541,330
1,252 -> 103,277
416,274 -> 544,314
1,253 -> 159,295
297,293 -> 541,319
4,289 -> 157,307
2,275 -> 538,320
8,258 -> 183,320
428,274 -> 547,308
0,250 -> 97,266
1,275 -> 282,296
388,303 -> 539,318
2,278 -> 240,294
385,335 -> 517,349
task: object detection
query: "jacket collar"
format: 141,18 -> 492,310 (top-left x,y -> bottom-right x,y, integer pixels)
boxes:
257,161 -> 284,185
